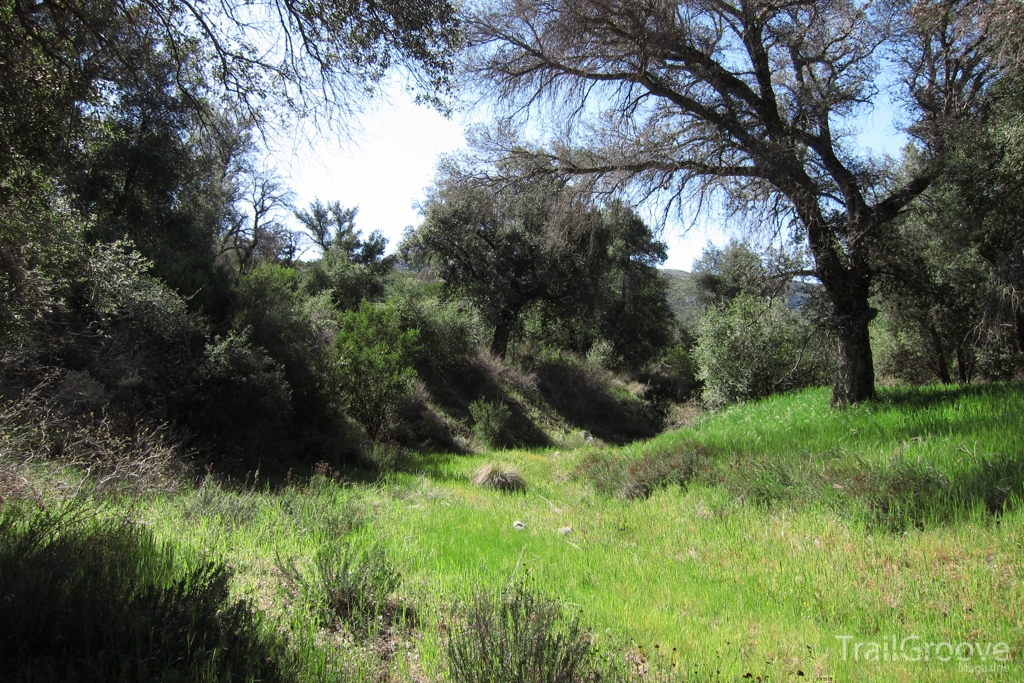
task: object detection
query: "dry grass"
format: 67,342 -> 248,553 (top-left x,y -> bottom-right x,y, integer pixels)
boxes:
0,383 -> 190,500
471,463 -> 527,493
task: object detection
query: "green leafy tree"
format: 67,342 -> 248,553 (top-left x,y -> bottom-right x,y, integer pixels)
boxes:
407,157 -> 610,358
535,201 -> 675,368
691,241 -> 773,308
332,302 -> 420,440
298,201 -> 395,311
694,294 -> 829,407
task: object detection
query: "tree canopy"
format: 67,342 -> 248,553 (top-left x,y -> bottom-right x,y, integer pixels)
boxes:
405,155 -> 674,364
463,0 -> 1008,404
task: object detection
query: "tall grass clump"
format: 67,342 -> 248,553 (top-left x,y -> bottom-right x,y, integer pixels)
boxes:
0,499 -> 288,682
445,583 -> 600,683
472,463 -> 528,493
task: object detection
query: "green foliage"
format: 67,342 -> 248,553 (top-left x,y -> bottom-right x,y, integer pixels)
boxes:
387,278 -> 486,366
690,240 -> 772,307
299,202 -> 394,312
332,302 -> 420,440
469,399 -> 513,448
0,500 -> 288,682
445,583 -> 600,683
183,331 -> 294,458
74,66 -> 235,319
693,294 -> 829,407
409,163 -> 672,366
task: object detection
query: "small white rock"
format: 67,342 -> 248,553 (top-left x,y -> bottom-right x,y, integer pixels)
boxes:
557,526 -> 573,535
513,520 -> 527,531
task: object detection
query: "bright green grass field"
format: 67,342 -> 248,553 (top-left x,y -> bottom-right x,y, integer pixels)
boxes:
142,383 -> 1024,682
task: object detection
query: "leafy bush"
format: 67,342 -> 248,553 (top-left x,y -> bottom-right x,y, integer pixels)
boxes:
301,245 -> 389,312
693,294 -> 829,407
870,310 -> 938,385
585,339 -> 618,370
332,301 -> 420,440
445,583 -> 599,683
469,398 -> 513,448
387,281 -> 485,367
182,330 -> 294,459
0,499 -> 288,682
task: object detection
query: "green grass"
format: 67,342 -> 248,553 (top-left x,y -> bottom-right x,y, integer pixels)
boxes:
23,382 -> 1021,682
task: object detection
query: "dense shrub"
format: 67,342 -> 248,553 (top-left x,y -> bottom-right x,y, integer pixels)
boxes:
332,301 -> 419,440
181,330 -> 294,459
693,294 -> 830,407
301,244 -> 389,312
388,280 -> 486,367
0,500 -> 288,682
871,310 -> 941,385
469,398 -> 513,448
576,445 -> 708,500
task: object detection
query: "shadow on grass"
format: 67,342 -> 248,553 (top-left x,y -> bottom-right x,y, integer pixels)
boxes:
576,442 -> 1024,532
416,356 -> 551,450
875,381 -> 1022,410
0,498 -> 290,683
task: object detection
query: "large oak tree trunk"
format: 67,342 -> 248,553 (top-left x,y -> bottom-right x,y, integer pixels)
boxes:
830,293 -> 877,406
490,310 -> 516,359
798,202 -> 879,407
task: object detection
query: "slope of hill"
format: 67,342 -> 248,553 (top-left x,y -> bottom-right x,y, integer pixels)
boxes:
660,268 -> 698,324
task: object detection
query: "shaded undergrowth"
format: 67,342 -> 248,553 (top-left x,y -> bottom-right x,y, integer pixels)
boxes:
0,498 -> 289,683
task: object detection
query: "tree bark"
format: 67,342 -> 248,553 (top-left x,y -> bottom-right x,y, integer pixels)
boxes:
956,345 -> 970,384
1016,310 -> 1024,355
490,310 -> 516,359
928,323 -> 952,384
830,294 -> 878,406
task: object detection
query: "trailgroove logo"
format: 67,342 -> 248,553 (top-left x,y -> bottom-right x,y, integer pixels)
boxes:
835,635 -> 1011,668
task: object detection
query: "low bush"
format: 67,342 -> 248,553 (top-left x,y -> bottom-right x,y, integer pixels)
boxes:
445,583 -> 599,683
280,539 -> 405,638
469,398 -> 513,448
576,445 -> 708,500
621,447 -> 709,500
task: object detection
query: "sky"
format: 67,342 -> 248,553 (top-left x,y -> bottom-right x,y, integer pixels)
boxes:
275,82 -> 906,271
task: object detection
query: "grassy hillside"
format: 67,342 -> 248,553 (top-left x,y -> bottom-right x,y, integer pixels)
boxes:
3,383 -> 1022,681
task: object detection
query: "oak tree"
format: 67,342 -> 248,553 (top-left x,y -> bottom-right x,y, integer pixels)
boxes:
465,0 -> 1003,404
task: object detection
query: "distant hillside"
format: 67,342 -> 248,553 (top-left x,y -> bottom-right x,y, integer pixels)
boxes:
661,269 -> 699,325
660,268 -> 821,326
